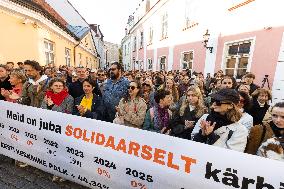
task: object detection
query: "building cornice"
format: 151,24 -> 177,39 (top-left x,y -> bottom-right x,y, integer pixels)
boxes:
129,0 -> 169,33
0,0 -> 78,44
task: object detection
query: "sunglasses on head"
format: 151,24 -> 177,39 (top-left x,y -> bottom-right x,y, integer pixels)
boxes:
128,86 -> 137,90
211,99 -> 231,106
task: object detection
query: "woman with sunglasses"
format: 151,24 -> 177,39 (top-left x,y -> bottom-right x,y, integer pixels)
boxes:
192,88 -> 248,152
245,102 -> 284,158
141,78 -> 154,109
168,86 -> 206,139
114,80 -> 147,128
73,79 -> 103,120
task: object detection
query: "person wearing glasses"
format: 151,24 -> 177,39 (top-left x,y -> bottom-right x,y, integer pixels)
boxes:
168,86 -> 206,140
256,102 -> 284,161
41,78 -> 74,114
192,88 -> 248,152
141,78 -> 154,109
103,62 -> 129,122
96,69 -> 106,95
114,80 -> 147,128
245,102 -> 284,160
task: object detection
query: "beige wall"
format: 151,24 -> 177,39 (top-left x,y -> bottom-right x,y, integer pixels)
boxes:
0,8 -> 98,68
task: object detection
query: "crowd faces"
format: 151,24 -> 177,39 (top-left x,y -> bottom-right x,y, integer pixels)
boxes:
1,60 -> 283,165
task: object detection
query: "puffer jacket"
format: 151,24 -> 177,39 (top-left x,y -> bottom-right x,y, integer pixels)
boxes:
193,114 -> 249,152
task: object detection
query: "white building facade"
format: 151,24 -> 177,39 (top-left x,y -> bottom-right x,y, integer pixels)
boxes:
122,0 -> 284,103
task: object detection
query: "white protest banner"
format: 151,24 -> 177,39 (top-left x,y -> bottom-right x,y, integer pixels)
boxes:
0,100 -> 284,189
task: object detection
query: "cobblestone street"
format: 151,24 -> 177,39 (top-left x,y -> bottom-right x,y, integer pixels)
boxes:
0,155 -> 89,189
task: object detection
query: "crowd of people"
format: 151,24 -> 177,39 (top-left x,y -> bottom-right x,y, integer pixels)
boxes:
0,60 -> 284,172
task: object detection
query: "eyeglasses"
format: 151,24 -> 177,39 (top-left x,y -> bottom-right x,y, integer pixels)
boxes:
211,99 -> 231,106
98,74 -> 104,76
128,86 -> 137,90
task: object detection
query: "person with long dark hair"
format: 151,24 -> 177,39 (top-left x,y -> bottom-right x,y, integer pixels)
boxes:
73,79 -> 103,120
246,102 -> 284,157
114,80 -> 147,128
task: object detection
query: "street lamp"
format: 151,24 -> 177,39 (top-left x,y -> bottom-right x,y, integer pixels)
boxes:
203,29 -> 213,53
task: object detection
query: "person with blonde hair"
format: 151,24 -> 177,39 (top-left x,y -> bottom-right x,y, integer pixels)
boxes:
168,85 -> 207,139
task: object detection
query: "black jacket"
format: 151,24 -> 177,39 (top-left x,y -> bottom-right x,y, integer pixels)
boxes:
69,80 -> 102,99
168,106 -> 200,140
0,76 -> 12,100
248,98 -> 270,125
73,94 -> 104,120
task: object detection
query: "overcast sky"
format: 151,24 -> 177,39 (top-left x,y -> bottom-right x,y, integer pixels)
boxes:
67,0 -> 139,44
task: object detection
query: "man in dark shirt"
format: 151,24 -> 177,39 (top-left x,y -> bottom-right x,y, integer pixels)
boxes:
68,67 -> 101,99
0,65 -> 12,100
243,73 -> 259,95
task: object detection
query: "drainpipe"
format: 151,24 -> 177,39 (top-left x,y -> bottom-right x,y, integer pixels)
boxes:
73,42 -> 80,67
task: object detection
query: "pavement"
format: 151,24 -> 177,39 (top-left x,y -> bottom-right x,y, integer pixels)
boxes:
0,155 -> 89,189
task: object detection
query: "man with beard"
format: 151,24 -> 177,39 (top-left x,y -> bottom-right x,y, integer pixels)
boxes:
68,66 -> 101,99
0,65 -> 12,100
21,60 -> 48,107
103,62 -> 129,122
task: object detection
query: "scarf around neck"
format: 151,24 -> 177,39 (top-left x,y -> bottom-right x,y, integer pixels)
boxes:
270,121 -> 284,138
153,105 -> 169,130
45,89 -> 69,106
206,110 -> 233,131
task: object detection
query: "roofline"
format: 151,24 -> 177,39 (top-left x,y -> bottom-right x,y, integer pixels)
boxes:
10,0 -> 79,40
66,0 -> 90,27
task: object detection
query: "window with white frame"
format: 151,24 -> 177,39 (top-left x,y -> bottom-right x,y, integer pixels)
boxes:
148,27 -> 153,45
133,36 -> 137,52
140,31 -> 144,49
224,41 -> 252,79
160,56 -> 166,71
44,40 -> 55,65
181,51 -> 193,71
161,13 -> 168,39
65,48 -> 71,66
147,58 -> 153,71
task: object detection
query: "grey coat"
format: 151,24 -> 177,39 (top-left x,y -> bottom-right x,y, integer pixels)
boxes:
41,95 -> 74,114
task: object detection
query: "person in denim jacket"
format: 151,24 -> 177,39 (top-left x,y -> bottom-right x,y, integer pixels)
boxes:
103,62 -> 129,122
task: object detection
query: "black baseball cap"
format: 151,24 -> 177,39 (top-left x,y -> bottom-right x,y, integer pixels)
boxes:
210,88 -> 240,104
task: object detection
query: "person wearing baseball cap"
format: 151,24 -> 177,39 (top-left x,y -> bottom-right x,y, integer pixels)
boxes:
192,88 -> 249,152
